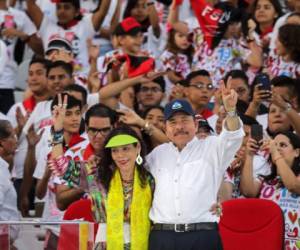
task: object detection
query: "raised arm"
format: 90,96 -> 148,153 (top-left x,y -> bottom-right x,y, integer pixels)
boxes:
19,124 -> 44,216
26,0 -> 44,29
118,109 -> 169,145
147,1 -> 161,38
244,19 -> 263,68
240,138 -> 262,197
268,139 -> 300,194
92,0 -> 111,31
221,79 -> 240,131
99,72 -> 165,100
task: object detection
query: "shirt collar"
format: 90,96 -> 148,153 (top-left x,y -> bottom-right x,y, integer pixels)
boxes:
170,136 -> 199,152
83,143 -> 95,161
64,133 -> 86,152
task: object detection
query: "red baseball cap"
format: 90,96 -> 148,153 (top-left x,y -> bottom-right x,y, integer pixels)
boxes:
114,17 -> 142,36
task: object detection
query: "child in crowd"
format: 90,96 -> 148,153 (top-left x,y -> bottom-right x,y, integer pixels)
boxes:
26,0 -> 111,74
267,24 -> 300,78
160,23 -> 194,98
123,0 -> 166,58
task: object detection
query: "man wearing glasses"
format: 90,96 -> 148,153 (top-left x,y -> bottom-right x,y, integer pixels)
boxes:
136,76 -> 166,113
184,70 -> 215,120
55,103 -> 117,211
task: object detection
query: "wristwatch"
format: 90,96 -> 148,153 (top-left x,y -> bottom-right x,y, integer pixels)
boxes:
284,102 -> 292,113
226,108 -> 237,117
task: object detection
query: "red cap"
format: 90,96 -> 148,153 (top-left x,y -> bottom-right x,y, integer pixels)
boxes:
114,17 -> 142,36
121,17 -> 141,32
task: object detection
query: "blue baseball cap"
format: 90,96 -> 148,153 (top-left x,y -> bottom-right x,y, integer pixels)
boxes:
164,99 -> 195,120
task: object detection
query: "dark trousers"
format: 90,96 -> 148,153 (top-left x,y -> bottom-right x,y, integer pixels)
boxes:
0,89 -> 15,114
149,229 -> 223,250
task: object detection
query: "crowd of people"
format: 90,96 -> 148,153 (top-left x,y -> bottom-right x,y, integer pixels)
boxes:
0,0 -> 300,249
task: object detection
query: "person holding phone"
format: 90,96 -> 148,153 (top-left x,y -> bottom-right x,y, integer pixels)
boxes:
240,131 -> 300,249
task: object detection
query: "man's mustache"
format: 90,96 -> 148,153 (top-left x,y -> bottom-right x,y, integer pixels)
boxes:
174,130 -> 189,136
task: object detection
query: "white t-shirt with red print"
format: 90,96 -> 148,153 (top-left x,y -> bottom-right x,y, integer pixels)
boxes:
35,0 -> 101,23
193,38 -> 251,87
159,50 -> 192,97
267,49 -> 300,78
0,7 -> 37,89
38,14 -> 96,74
260,178 -> 300,249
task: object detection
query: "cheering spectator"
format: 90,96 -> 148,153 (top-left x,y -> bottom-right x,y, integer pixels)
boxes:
26,0 -> 111,73
0,0 -> 43,114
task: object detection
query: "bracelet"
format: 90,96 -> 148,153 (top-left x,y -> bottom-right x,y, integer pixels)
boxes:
50,128 -> 64,146
226,108 -> 237,118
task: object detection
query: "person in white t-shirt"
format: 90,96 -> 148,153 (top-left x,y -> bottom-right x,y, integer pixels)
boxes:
33,94 -> 84,250
6,58 -> 51,215
35,0 -> 101,23
267,24 -> 300,78
0,0 -> 43,114
26,0 -> 111,74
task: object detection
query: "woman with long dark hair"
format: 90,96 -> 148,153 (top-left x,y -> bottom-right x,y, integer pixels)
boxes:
240,131 -> 300,248
250,0 -> 282,47
50,96 -> 154,249
267,24 -> 300,78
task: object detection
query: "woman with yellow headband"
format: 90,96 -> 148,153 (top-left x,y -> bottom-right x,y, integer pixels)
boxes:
92,125 -> 154,250
50,97 -> 153,249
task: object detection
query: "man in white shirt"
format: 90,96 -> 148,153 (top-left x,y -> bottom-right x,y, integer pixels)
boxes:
147,84 -> 244,249
0,120 -> 20,241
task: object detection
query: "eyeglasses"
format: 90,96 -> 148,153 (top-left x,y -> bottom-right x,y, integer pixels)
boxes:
87,127 -> 111,137
189,82 -> 214,90
140,86 -> 162,93
235,87 -> 248,95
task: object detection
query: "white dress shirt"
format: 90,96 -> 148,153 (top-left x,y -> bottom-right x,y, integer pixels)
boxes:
147,124 -> 244,224
0,157 -> 20,239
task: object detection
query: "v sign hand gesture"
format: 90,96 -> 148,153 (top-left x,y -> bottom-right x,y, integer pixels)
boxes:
221,77 -> 238,112
52,94 -> 68,132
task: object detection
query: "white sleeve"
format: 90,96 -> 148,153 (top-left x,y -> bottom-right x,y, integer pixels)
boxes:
33,156 -> 46,179
269,14 -> 289,50
82,13 -> 97,35
33,127 -> 51,179
20,11 -> 37,35
87,93 -> 100,107
6,104 -> 18,128
213,120 -> 245,172
253,154 -> 271,180
185,16 -> 199,33
38,15 -> 54,40
33,146 -> 48,180
22,102 -> 42,134
146,24 -> 167,58
101,0 -> 118,28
